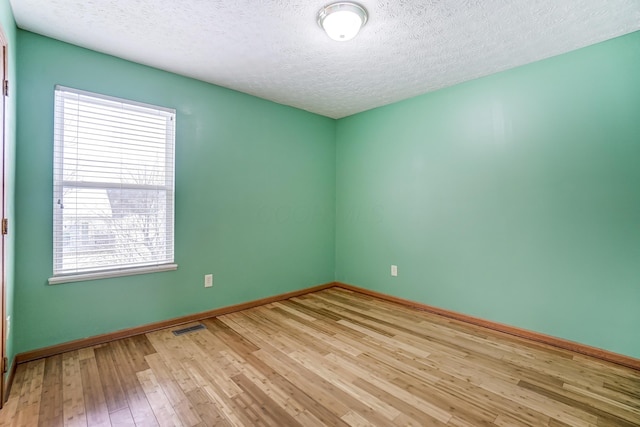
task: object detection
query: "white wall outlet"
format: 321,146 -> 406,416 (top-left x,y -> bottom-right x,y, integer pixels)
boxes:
6,315 -> 9,338
204,274 -> 213,288
391,265 -> 398,277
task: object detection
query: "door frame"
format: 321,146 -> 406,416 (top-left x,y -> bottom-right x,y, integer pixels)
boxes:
0,21 -> 8,407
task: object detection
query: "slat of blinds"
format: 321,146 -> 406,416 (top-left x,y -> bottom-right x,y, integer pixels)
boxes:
57,105 -> 172,122
60,182 -> 171,191
56,136 -> 171,149
53,129 -> 171,147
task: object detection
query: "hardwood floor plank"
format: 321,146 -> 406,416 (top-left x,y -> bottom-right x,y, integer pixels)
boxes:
186,356 -> 243,400
231,373 -> 301,426
340,410 -> 374,427
354,349 -> 442,386
94,344 -> 129,413
427,371 -> 548,426
256,342 -> 407,426
230,389 -> 270,427
329,351 -> 454,424
144,352 -> 202,426
564,382 -> 640,420
145,330 -> 200,395
250,307 -> 332,356
239,351 -> 349,426
109,340 -> 159,427
120,335 -> 155,373
61,352 -> 87,427
200,318 -> 260,356
286,349 -> 401,422
250,349 -> 351,426
392,376 -> 497,426
270,301 -> 317,322
37,355 -> 63,427
14,360 -> 45,427
201,381 -> 261,427
108,407 -> 136,426
480,376 -> 598,426
603,379 -> 640,403
137,368 -> 183,427
79,356 -> 110,427
425,351 -> 519,387
353,377 -> 451,426
220,349 -> 306,419
492,413 -> 534,427
293,409 -> 328,427
0,391 -> 20,427
519,380 -> 640,427
0,365 -> 27,426
184,388 -> 229,427
4,288 -> 640,427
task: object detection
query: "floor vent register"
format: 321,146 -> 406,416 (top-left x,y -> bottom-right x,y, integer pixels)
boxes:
172,323 -> 206,336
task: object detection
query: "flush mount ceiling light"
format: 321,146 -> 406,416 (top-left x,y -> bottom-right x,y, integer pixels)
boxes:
317,2 -> 368,42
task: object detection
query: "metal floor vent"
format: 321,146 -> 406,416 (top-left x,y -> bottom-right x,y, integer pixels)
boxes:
172,323 -> 206,336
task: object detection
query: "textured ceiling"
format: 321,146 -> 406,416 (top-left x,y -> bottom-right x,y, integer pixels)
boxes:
9,0 -> 640,118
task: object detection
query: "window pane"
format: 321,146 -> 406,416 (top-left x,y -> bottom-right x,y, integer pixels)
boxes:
53,86 -> 175,277
61,97 -> 170,186
58,187 -> 170,273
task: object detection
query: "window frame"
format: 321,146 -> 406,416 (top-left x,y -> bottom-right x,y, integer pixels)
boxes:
49,86 -> 177,285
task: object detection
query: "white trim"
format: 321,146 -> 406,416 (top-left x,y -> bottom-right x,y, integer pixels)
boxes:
53,88 -> 66,273
48,263 -> 178,285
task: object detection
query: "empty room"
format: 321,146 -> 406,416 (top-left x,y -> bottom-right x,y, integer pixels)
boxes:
0,0 -> 639,426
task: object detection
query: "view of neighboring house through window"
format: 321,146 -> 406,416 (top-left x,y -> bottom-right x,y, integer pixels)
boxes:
51,86 -> 176,283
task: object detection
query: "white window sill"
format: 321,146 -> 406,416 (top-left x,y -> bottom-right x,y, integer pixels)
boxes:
48,263 -> 178,285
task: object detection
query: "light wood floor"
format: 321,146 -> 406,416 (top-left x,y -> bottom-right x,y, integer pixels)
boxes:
1,288 -> 639,427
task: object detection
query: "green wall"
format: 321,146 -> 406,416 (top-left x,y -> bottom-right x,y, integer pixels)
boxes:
0,0 -> 17,374
15,30 -> 336,353
336,32 -> 640,359
12,25 -> 640,361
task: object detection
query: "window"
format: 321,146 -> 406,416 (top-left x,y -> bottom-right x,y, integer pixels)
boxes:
50,86 -> 176,284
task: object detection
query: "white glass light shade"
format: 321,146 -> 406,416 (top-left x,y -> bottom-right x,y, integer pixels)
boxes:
318,2 -> 368,42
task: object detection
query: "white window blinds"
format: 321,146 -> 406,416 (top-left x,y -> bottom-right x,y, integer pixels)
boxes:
52,86 -> 176,282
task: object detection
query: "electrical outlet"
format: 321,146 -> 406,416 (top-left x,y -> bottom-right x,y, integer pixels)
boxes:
204,274 -> 213,288
6,315 -> 9,338
391,265 -> 398,277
